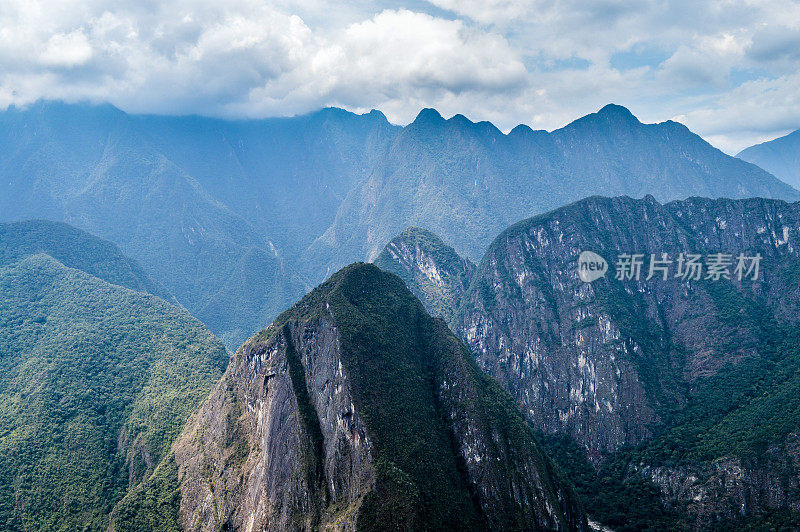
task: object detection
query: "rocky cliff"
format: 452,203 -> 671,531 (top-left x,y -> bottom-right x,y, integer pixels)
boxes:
379,196 -> 800,529
173,263 -> 587,531
373,227 -> 475,321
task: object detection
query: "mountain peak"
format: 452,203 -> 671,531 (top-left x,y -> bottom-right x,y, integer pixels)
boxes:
411,107 -> 445,126
597,103 -> 639,122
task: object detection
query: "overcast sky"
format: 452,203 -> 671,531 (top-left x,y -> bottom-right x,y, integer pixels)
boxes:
2,0 -> 799,153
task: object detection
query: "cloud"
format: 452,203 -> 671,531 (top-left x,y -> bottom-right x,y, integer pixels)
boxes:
0,0 -> 798,152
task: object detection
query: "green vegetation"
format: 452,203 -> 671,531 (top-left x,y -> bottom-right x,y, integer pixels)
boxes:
0,220 -> 174,302
539,433 -> 677,531
0,253 -> 227,530
258,263 -> 580,530
374,227 -> 475,320
635,279 -> 800,465
111,455 -> 182,532
276,263 -> 485,529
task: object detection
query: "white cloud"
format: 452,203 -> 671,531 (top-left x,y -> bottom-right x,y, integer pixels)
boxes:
0,0 -> 798,152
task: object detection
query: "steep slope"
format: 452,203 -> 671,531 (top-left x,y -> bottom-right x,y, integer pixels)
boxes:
0,219 -> 174,303
173,263 -> 587,531
5,101 -> 795,349
0,101 -> 306,349
447,196 -> 800,528
738,129 -> 800,190
373,226 -> 475,321
134,108 -> 399,261
305,105 -> 798,272
0,244 -> 228,530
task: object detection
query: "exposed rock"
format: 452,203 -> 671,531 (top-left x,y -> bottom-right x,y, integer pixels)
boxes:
174,263 -> 587,531
378,196 -> 800,527
374,226 -> 475,320
454,196 -> 800,459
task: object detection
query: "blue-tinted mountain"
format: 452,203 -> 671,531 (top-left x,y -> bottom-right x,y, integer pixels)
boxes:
2,101 -> 795,350
132,108 -> 399,259
306,104 -> 798,279
0,101 -> 307,348
0,225 -> 227,530
0,219 -> 174,303
738,129 -> 800,189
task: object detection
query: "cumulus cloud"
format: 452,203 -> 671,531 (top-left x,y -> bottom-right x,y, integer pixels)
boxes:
0,0 -> 798,152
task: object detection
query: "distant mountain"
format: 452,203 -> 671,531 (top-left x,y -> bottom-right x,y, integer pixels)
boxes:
171,263 -> 587,531
306,104 -> 798,276
3,101 -> 795,350
132,108 -> 399,260
0,226 -> 227,530
378,196 -> 800,529
373,226 -> 475,321
738,129 -> 800,190
0,101 -> 307,349
0,219 -> 174,303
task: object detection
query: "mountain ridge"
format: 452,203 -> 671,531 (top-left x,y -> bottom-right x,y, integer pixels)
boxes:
738,129 -> 800,190
3,99 -> 796,351
172,262 -> 587,531
376,195 -> 800,529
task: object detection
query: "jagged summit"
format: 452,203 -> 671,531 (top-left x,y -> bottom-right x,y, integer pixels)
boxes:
173,261 -> 587,531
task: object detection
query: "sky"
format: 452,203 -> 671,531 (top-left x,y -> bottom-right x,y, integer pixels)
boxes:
1,0 -> 799,154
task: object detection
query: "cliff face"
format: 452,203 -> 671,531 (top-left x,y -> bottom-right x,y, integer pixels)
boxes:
377,196 -> 800,528
174,314 -> 373,531
174,263 -> 587,531
638,430 -> 800,527
373,226 -> 475,321
454,196 -> 800,458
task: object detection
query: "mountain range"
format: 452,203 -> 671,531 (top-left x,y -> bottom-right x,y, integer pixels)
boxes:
377,195 -> 800,530
1,100 -> 796,348
3,98 -> 800,530
0,222 -> 591,530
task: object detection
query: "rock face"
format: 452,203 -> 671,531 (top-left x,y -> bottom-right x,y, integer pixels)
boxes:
174,263 -> 587,531
373,226 -> 475,321
454,196 -> 800,458
638,431 -> 800,528
378,196 -> 800,528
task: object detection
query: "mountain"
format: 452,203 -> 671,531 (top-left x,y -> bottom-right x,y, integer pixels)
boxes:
0,101 -> 307,349
379,196 -> 800,529
738,129 -> 800,190
373,226 -> 475,321
132,108 -> 400,261
3,101 -> 795,350
0,219 -> 175,303
306,104 -> 798,275
0,223 -> 228,530
170,263 -> 587,531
